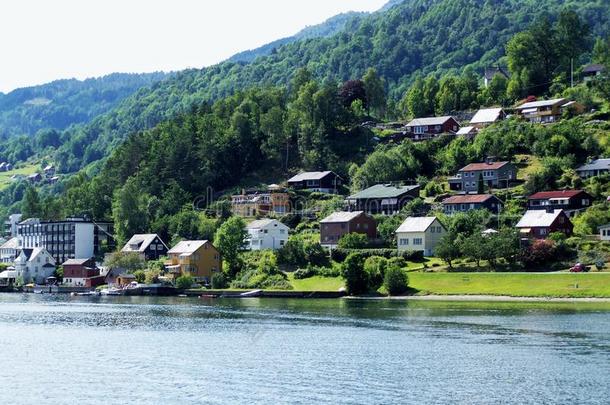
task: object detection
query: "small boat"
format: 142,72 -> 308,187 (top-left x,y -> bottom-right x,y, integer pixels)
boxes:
240,289 -> 262,298
100,288 -> 123,296
199,294 -> 217,299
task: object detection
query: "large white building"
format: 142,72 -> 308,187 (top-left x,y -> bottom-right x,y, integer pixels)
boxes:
16,217 -> 114,263
245,219 -> 289,250
14,247 -> 56,284
395,216 -> 447,257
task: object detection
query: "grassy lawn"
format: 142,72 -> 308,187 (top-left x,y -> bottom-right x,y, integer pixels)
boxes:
0,164 -> 39,190
408,272 -> 610,298
287,273 -> 344,291
515,154 -> 542,181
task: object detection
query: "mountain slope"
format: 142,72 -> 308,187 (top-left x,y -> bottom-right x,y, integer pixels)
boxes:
26,0 -> 610,173
227,11 -> 366,63
0,72 -> 167,139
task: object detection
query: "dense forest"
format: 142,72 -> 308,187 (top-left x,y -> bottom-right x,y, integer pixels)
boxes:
0,72 -> 167,138
3,0 -> 608,173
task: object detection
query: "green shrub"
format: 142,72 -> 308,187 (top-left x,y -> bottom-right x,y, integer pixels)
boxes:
338,233 -> 369,249
363,256 -> 388,290
211,273 -> 228,289
175,275 -> 194,290
133,270 -> 146,283
341,253 -> 369,295
384,265 -> 409,296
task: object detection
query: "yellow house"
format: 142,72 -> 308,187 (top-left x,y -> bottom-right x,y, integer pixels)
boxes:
165,240 -> 222,283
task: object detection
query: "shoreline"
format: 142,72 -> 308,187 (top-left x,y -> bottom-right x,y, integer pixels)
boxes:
349,294 -> 610,303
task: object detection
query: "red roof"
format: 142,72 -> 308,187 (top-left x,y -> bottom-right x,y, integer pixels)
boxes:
459,161 -> 509,171
442,194 -> 498,204
528,190 -> 585,200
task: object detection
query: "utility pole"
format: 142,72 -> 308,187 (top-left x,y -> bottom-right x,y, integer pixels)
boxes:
571,58 -> 574,88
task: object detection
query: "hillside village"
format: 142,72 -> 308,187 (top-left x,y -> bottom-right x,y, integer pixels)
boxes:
0,4 -> 609,296
0,85 -> 608,295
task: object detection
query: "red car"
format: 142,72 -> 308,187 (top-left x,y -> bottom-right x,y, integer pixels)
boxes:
570,263 -> 589,273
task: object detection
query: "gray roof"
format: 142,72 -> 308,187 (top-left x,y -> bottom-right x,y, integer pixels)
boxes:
246,219 -> 289,230
0,237 -> 19,250
583,64 -> 605,73
456,126 -> 476,135
287,171 -> 336,182
406,116 -> 456,127
516,210 -> 564,228
320,211 -> 365,224
121,234 -> 166,253
348,184 -> 420,200
516,98 -> 567,110
576,158 -> 610,172
470,108 -> 504,124
62,258 -> 92,266
167,240 -> 210,255
396,217 -> 442,233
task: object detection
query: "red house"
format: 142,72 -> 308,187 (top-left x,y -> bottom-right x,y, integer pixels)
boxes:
319,211 -> 377,248
62,258 -> 104,287
515,209 -> 573,239
405,116 -> 460,141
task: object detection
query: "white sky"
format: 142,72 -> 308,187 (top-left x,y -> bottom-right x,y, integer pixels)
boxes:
0,0 -> 388,92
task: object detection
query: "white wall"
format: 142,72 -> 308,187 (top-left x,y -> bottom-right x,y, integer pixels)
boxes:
74,223 -> 95,259
247,221 -> 289,250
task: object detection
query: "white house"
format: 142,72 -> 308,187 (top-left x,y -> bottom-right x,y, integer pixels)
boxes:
0,237 -> 20,263
246,219 -> 289,250
14,247 -> 56,284
395,217 -> 447,256
600,224 -> 610,241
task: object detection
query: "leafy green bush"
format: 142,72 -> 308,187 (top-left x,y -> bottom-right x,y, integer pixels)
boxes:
175,275 -> 194,290
338,232 -> 369,249
211,273 -> 228,289
133,270 -> 146,283
341,253 -> 368,295
384,265 -> 409,296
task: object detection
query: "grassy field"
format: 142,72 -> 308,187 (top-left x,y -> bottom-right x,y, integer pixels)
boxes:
0,164 -> 39,190
287,274 -> 344,291
408,272 -> 610,298
515,154 -> 542,181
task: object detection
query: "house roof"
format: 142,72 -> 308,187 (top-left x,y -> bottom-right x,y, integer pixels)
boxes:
470,108 -> 504,124
456,126 -> 476,135
516,98 -> 567,110
583,64 -> 605,73
17,247 -> 53,263
167,240 -> 210,255
576,158 -> 610,172
396,217 -> 442,233
348,184 -> 420,200
62,258 -> 93,266
117,273 -> 136,279
0,237 -> 19,250
121,234 -> 165,253
528,190 -> 586,200
287,171 -> 337,182
0,270 -> 17,279
459,161 -> 510,171
516,209 -> 565,228
246,219 -> 288,230
406,116 -> 456,127
442,194 -> 499,204
320,211 -> 365,224
599,224 -> 610,230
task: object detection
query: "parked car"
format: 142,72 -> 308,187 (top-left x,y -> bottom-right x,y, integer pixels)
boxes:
570,263 -> 590,273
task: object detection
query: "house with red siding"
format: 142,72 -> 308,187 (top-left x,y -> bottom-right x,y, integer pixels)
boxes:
62,258 -> 104,287
405,116 -> 460,141
515,209 -> 573,239
319,211 -> 376,248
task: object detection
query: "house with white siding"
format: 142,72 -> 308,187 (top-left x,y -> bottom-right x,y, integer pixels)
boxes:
395,217 -> 447,256
245,219 -> 289,250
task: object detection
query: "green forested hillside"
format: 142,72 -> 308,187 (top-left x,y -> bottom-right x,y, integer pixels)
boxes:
41,0 -> 610,172
0,72 -> 167,138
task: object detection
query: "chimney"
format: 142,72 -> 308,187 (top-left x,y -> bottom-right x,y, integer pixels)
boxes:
485,156 -> 496,165
546,207 -> 554,214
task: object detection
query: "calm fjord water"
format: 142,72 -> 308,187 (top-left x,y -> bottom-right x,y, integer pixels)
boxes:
0,294 -> 609,404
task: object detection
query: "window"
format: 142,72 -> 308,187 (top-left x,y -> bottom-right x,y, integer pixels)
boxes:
414,126 -> 425,134
399,238 -> 408,246
436,227 -> 442,233
280,229 -> 285,234
413,238 -> 423,246
431,227 -> 435,233
280,240 -> 285,246
435,125 -> 441,131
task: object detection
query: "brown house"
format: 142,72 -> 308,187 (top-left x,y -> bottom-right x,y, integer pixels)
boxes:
165,240 -> 221,284
319,211 -> 377,248
405,116 -> 460,141
231,189 -> 290,217
515,98 -> 584,123
515,209 -> 573,239
527,190 -> 592,217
